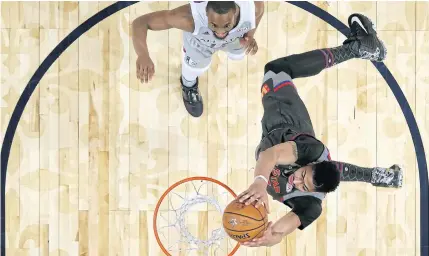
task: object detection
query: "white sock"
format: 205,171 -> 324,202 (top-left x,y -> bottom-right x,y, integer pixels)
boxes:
181,57 -> 211,87
181,76 -> 197,87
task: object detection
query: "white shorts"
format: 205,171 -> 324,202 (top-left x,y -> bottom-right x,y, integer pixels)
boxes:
182,32 -> 246,69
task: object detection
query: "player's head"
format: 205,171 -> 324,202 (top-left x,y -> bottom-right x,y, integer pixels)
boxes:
292,161 -> 340,193
206,1 -> 238,39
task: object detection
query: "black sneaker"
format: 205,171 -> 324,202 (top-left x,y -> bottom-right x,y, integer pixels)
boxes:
348,13 -> 377,37
343,13 -> 387,62
371,165 -> 403,188
181,77 -> 203,117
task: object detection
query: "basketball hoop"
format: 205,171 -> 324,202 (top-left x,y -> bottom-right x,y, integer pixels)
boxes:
153,176 -> 241,255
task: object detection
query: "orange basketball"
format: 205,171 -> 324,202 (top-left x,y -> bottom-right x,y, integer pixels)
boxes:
222,199 -> 268,242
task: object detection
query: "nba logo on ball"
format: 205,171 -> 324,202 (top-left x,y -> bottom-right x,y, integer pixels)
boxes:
229,218 -> 238,227
222,200 -> 268,242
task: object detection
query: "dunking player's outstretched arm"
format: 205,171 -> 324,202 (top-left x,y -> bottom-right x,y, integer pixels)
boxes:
253,141 -> 299,182
237,141 -> 301,213
241,211 -> 301,247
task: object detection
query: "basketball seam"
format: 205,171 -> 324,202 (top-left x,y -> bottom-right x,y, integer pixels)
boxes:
254,205 -> 268,239
223,222 -> 266,232
253,223 -> 267,239
223,211 -> 264,221
254,204 -> 265,222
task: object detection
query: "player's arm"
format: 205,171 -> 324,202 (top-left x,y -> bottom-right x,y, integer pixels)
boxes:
241,211 -> 301,247
271,198 -> 322,242
271,211 -> 301,238
254,135 -> 326,181
246,1 -> 265,38
238,141 -> 297,212
132,4 -> 194,56
243,197 -> 322,247
253,141 -> 298,181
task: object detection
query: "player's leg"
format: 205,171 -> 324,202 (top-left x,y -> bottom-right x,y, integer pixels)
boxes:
259,13 -> 384,136
180,36 -> 213,117
332,161 -> 403,188
264,13 -> 386,80
260,64 -> 316,138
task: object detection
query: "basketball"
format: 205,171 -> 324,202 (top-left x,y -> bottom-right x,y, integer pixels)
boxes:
222,199 -> 268,242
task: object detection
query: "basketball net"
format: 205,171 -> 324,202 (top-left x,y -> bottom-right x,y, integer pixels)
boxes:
153,177 -> 241,256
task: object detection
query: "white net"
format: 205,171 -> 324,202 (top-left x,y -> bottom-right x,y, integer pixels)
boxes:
154,178 -> 239,255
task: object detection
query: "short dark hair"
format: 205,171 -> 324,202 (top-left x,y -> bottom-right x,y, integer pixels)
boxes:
312,161 -> 340,193
206,1 -> 236,14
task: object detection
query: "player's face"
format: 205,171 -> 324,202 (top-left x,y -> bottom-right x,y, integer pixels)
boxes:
291,166 -> 316,192
206,9 -> 238,39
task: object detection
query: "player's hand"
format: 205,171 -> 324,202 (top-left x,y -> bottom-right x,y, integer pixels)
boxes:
240,222 -> 281,247
239,34 -> 258,55
136,54 -> 155,83
237,179 -> 270,213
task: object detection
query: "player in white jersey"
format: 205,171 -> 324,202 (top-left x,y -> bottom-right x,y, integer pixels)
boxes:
132,1 -> 264,117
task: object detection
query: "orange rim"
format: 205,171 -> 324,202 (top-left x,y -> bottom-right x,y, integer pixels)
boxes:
153,176 -> 241,256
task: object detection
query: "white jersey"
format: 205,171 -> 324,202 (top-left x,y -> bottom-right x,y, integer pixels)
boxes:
183,1 -> 256,57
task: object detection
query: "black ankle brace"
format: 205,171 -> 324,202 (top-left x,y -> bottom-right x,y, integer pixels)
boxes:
319,44 -> 356,68
333,161 -> 374,183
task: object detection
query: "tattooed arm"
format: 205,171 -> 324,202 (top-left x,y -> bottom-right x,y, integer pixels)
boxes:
241,196 -> 323,247
253,141 -> 299,181
241,212 -> 301,247
237,141 -> 299,213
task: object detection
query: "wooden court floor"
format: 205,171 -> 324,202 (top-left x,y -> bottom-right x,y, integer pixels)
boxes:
1,1 -> 429,255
